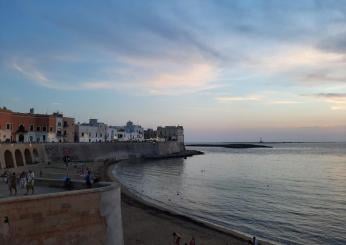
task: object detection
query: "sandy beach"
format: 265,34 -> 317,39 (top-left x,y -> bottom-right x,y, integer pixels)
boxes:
121,191 -> 250,245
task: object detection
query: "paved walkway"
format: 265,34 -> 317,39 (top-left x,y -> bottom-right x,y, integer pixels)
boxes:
0,180 -> 63,199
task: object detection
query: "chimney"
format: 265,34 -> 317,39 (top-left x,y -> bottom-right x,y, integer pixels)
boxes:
30,108 -> 34,114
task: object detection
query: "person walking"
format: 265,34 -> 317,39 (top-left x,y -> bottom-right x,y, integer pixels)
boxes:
26,170 -> 35,195
85,170 -> 92,188
189,237 -> 196,245
19,171 -> 26,189
8,172 -> 17,196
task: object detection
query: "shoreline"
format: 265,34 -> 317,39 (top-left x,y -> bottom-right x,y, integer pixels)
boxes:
106,159 -> 275,245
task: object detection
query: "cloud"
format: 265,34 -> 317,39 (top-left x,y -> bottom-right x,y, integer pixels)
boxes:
302,71 -> 346,83
314,93 -> 346,99
269,100 -> 301,105
306,92 -> 346,110
216,95 -> 262,102
11,58 -> 77,90
318,32 -> 346,54
12,55 -> 219,95
3,0 -> 346,96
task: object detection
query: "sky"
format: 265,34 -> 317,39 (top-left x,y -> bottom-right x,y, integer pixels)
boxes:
0,0 -> 346,142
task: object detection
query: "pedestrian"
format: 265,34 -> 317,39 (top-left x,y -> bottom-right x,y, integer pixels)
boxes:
174,233 -> 181,245
4,171 -> 9,184
8,172 -> 17,196
26,170 -> 35,195
19,171 -> 26,189
189,237 -> 196,245
85,170 -> 92,188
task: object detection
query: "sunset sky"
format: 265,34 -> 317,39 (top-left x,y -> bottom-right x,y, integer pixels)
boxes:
0,0 -> 345,141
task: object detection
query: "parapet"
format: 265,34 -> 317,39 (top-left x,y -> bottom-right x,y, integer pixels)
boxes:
0,179 -> 123,245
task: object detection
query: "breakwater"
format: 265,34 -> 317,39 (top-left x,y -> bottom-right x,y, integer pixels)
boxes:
187,143 -> 272,148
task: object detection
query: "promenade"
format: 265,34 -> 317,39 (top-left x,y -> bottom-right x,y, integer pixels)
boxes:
0,180 -> 62,199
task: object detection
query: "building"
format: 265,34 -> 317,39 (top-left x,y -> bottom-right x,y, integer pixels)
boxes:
62,117 -> 75,143
106,126 -> 118,142
123,121 -> 144,141
144,128 -> 157,140
0,107 -> 75,143
157,126 -> 184,143
76,119 -> 107,143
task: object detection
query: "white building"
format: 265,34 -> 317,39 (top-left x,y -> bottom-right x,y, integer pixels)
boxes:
123,121 -> 144,141
76,119 -> 107,143
106,126 -> 118,142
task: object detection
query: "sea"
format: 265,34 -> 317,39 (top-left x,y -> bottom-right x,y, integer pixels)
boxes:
112,143 -> 346,245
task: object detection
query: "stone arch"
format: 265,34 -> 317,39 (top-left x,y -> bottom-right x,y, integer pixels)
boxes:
4,150 -> 15,169
15,149 -> 24,167
33,148 -> 39,163
24,149 -> 33,165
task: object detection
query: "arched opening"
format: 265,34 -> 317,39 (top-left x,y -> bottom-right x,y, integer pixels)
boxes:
33,149 -> 39,163
15,149 -> 24,166
24,149 -> 33,165
4,150 -> 15,168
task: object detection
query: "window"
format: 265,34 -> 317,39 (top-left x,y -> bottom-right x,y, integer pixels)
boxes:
30,125 -> 34,131
64,130 -> 67,136
37,126 -> 40,131
96,133 -> 98,137
6,124 -> 10,130
81,132 -> 84,137
64,121 -> 68,127
50,127 -> 53,132
43,126 -> 47,132
58,122 -> 62,127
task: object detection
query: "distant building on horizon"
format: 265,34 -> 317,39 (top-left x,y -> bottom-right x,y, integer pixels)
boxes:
0,106 -> 184,144
0,107 -> 75,143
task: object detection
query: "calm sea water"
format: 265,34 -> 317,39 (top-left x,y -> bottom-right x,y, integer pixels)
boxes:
113,143 -> 346,244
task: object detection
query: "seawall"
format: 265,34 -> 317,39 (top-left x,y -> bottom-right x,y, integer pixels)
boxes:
0,180 -> 123,245
0,142 -> 185,169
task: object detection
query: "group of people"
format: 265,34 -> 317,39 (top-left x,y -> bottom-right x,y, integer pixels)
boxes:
173,233 -> 197,245
2,170 -> 35,196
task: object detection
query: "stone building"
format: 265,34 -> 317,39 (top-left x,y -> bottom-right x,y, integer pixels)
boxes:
157,126 -> 184,143
0,107 -> 75,143
144,128 -> 157,140
76,119 -> 107,143
62,117 -> 75,143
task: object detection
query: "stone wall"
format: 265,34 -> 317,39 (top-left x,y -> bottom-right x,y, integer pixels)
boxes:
0,181 -> 123,245
0,142 -> 185,169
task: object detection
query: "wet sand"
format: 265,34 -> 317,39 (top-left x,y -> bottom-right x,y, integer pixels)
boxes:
121,191 -> 251,245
